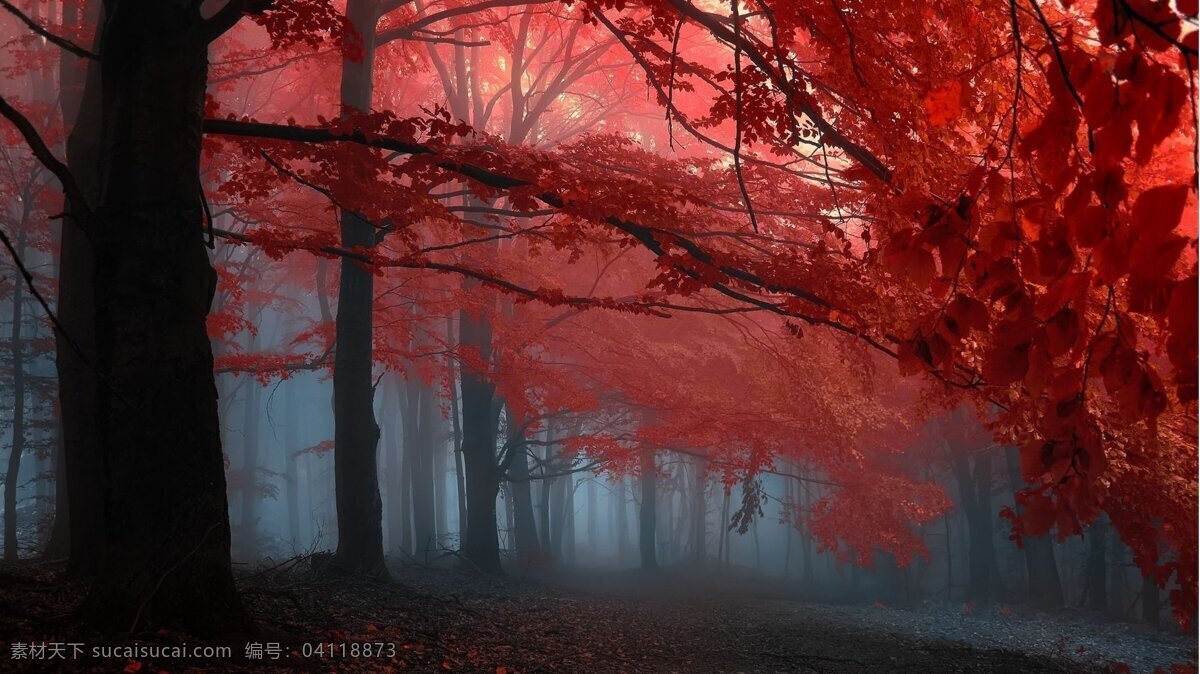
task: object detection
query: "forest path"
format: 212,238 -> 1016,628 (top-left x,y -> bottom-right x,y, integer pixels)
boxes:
237,561 -> 1194,673
1,561 -> 1193,672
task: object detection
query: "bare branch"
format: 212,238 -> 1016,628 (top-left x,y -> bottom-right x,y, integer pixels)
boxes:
0,0 -> 99,59
0,94 -> 91,219
202,0 -> 274,43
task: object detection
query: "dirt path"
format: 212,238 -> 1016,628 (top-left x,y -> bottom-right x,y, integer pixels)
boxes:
236,563 -> 1189,673
1,561 -> 1194,672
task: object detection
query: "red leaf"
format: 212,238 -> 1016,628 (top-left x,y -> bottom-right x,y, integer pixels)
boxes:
1129,233 -> 1189,279
923,80 -> 963,126
1131,184 -> 1190,237
1068,205 -> 1109,247
984,322 -> 1035,385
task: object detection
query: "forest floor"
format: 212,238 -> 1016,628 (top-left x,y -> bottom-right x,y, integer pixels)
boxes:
0,558 -> 1195,673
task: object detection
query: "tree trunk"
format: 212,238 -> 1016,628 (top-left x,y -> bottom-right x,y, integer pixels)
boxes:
83,3 -> 247,634
432,410 -> 447,542
44,131 -> 69,561
506,409 -> 540,559
614,477 -> 628,564
718,487 -> 731,569
56,0 -> 103,578
538,446 -> 554,556
42,427 -> 70,559
752,511 -> 762,573
447,320 -> 468,541
690,455 -> 706,564
1081,515 -> 1108,611
330,0 -> 386,578
379,378 -> 401,552
784,474 -> 793,578
284,382 -> 301,547
1109,531 -> 1127,619
4,230 -> 27,560
801,474 -> 815,583
1142,574 -> 1160,627
638,445 -> 658,570
459,301 -> 501,572
560,477 -> 575,564
1003,446 -> 1064,608
398,375 -> 416,555
33,424 -> 49,550
410,381 -> 437,561
238,354 -> 261,561
586,475 -> 598,553
550,467 -> 569,560
953,450 -> 1000,604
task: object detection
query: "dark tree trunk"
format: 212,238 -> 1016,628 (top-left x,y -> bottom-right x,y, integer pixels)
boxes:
42,428 -> 70,559
784,474 -> 793,578
1081,516 -> 1108,611
953,451 -> 1000,604
875,552 -> 905,605
801,472 -> 815,583
330,0 -> 386,578
586,475 -> 598,553
459,302 -> 501,572
42,5 -> 76,558
669,480 -> 685,563
1109,531 -> 1127,619
550,468 -> 568,559
548,469 -> 568,560
446,319 -> 468,540
4,230 -> 27,561
284,382 -> 301,546
614,477 -> 629,564
638,445 -> 658,570
506,409 -> 540,559
1003,446 -> 1064,608
538,432 -> 554,556
410,381 -> 437,561
501,482 -> 514,552
380,378 -> 403,552
800,520 -> 815,583
33,425 -> 49,549
718,486 -> 730,569
56,0 -> 103,578
563,477 -> 576,565
238,356 -> 261,561
83,2 -> 247,635
752,513 -> 762,573
398,375 -> 416,555
432,411 -> 447,541
1142,574 -> 1160,627
690,455 -> 706,564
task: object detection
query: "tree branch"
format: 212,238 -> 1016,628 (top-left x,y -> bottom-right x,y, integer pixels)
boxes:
201,116 -> 985,389
377,0 -> 555,45
201,0 -> 274,43
0,0 -> 99,59
0,94 -> 91,219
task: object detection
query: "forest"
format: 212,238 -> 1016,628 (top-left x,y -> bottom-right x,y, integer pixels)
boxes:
0,0 -> 1196,671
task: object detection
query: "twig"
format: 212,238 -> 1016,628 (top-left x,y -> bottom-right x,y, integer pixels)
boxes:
0,0 -> 99,60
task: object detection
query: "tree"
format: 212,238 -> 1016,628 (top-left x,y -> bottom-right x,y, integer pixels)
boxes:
941,411 -> 1003,604
329,0 -> 387,579
0,0 -> 345,635
1003,445 -> 1064,609
75,0 -> 244,634
638,442 -> 658,570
